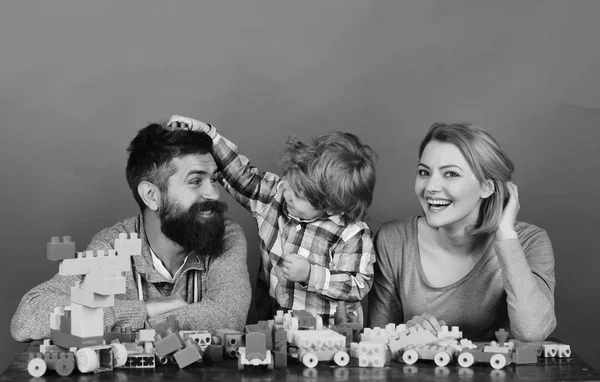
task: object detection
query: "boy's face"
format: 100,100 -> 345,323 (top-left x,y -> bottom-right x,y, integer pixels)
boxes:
281,177 -> 325,221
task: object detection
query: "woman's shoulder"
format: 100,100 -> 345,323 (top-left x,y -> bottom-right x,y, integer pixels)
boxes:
376,216 -> 420,242
514,221 -> 552,246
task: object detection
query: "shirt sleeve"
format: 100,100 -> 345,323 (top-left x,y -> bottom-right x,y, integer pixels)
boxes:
495,224 -> 556,341
305,226 -> 375,303
209,125 -> 281,213
147,221 -> 251,332
367,222 -> 404,328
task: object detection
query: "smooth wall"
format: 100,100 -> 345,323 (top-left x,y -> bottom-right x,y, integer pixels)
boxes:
1,0 -> 599,373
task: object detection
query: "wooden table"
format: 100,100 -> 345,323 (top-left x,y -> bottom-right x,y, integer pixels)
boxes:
2,342 -> 599,381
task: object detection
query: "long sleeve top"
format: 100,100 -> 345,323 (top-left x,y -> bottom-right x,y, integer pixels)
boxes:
206,126 -> 375,319
368,216 -> 556,341
11,215 -> 251,341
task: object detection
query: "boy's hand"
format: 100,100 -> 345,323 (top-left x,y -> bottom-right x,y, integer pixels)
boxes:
282,254 -> 311,283
168,115 -> 211,133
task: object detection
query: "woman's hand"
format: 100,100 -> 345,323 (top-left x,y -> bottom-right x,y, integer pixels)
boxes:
405,313 -> 446,336
497,181 -> 520,240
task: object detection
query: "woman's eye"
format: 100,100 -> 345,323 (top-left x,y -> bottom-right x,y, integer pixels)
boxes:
418,169 -> 429,176
444,171 -> 459,178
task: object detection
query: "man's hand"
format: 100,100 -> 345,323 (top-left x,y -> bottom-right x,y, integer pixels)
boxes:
282,254 -> 311,283
406,313 -> 446,336
145,295 -> 188,318
167,115 -> 211,133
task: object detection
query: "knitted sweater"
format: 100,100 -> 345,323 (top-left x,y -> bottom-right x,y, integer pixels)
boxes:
368,216 -> 556,341
11,215 -> 251,341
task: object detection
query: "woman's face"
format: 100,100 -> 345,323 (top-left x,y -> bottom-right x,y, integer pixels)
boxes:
415,140 -> 491,231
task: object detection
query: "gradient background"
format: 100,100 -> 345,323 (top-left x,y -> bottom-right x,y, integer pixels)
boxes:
1,0 -> 599,374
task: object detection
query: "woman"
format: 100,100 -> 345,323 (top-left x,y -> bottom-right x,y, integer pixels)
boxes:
368,123 -> 556,341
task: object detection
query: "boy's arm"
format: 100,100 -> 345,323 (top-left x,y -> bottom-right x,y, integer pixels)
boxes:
304,227 -> 375,303
147,221 -> 251,332
168,115 -> 281,213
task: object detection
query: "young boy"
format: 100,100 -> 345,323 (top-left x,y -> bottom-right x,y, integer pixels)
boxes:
168,115 -> 377,323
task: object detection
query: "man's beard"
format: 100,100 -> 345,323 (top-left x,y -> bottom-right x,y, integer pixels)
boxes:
159,197 -> 228,257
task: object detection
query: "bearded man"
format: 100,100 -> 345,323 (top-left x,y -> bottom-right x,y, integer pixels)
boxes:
11,123 -> 251,341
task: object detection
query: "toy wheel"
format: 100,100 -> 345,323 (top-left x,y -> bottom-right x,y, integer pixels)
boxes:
55,357 -> 75,376
402,349 -> 419,365
490,354 -> 507,370
111,343 -> 128,367
27,358 -> 47,377
458,352 -> 474,368
434,351 -> 451,367
158,356 -> 169,365
333,352 -> 349,367
76,347 -> 98,373
302,352 -> 319,368
315,316 -> 323,330
237,356 -> 244,370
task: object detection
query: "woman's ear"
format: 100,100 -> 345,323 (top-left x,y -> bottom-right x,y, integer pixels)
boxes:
481,180 -> 495,199
138,181 -> 161,211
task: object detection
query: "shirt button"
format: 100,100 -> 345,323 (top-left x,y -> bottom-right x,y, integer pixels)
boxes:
296,224 -> 302,231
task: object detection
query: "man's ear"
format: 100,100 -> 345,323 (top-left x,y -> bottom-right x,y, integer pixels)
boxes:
481,180 -> 495,199
138,181 -> 161,211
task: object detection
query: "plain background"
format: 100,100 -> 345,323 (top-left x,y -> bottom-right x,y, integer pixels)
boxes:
1,0 -> 599,374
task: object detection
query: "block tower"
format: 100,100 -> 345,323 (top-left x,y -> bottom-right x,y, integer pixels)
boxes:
46,234 -> 141,349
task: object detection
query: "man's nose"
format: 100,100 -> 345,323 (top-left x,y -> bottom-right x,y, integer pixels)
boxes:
201,182 -> 220,201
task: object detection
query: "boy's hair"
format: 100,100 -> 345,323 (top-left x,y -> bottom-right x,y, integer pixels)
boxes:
281,131 -> 377,222
418,122 -> 515,235
126,123 -> 213,211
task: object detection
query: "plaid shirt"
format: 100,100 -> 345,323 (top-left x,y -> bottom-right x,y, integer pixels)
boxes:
207,127 -> 375,320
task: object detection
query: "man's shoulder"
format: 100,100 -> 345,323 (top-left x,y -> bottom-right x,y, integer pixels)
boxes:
88,215 -> 143,250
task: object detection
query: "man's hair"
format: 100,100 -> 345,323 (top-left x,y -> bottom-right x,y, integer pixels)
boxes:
126,123 -> 213,211
418,122 -> 515,235
281,131 -> 377,222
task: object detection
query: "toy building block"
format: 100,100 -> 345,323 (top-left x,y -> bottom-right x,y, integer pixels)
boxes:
357,342 -> 386,368
245,322 -> 273,351
458,346 -> 514,370
203,345 -> 224,362
330,326 -> 353,348
50,307 -> 64,330
50,329 -> 104,349
154,315 -> 180,337
173,339 -> 203,368
114,232 -> 142,257
80,271 -> 126,296
154,328 -> 184,358
274,310 -> 285,325
59,249 -> 131,276
76,344 -> 114,373
138,329 -> 156,343
273,351 -> 287,368
39,339 -> 63,354
110,342 -> 128,367
334,301 -> 363,331
238,332 -> 274,370
272,324 -> 287,353
557,345 -> 572,358
59,310 -> 71,333
437,325 -> 463,340
402,344 -> 457,367
361,326 -> 399,344
216,329 -> 244,358
512,346 -> 538,364
291,310 -> 322,329
105,326 -> 136,343
287,329 -> 349,368
47,236 -> 76,261
28,351 -> 76,377
70,303 -> 104,337
123,354 -> 156,368
70,283 -> 115,308
387,327 -> 438,359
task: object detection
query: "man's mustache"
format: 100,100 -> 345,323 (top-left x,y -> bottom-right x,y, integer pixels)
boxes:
190,200 -> 228,215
